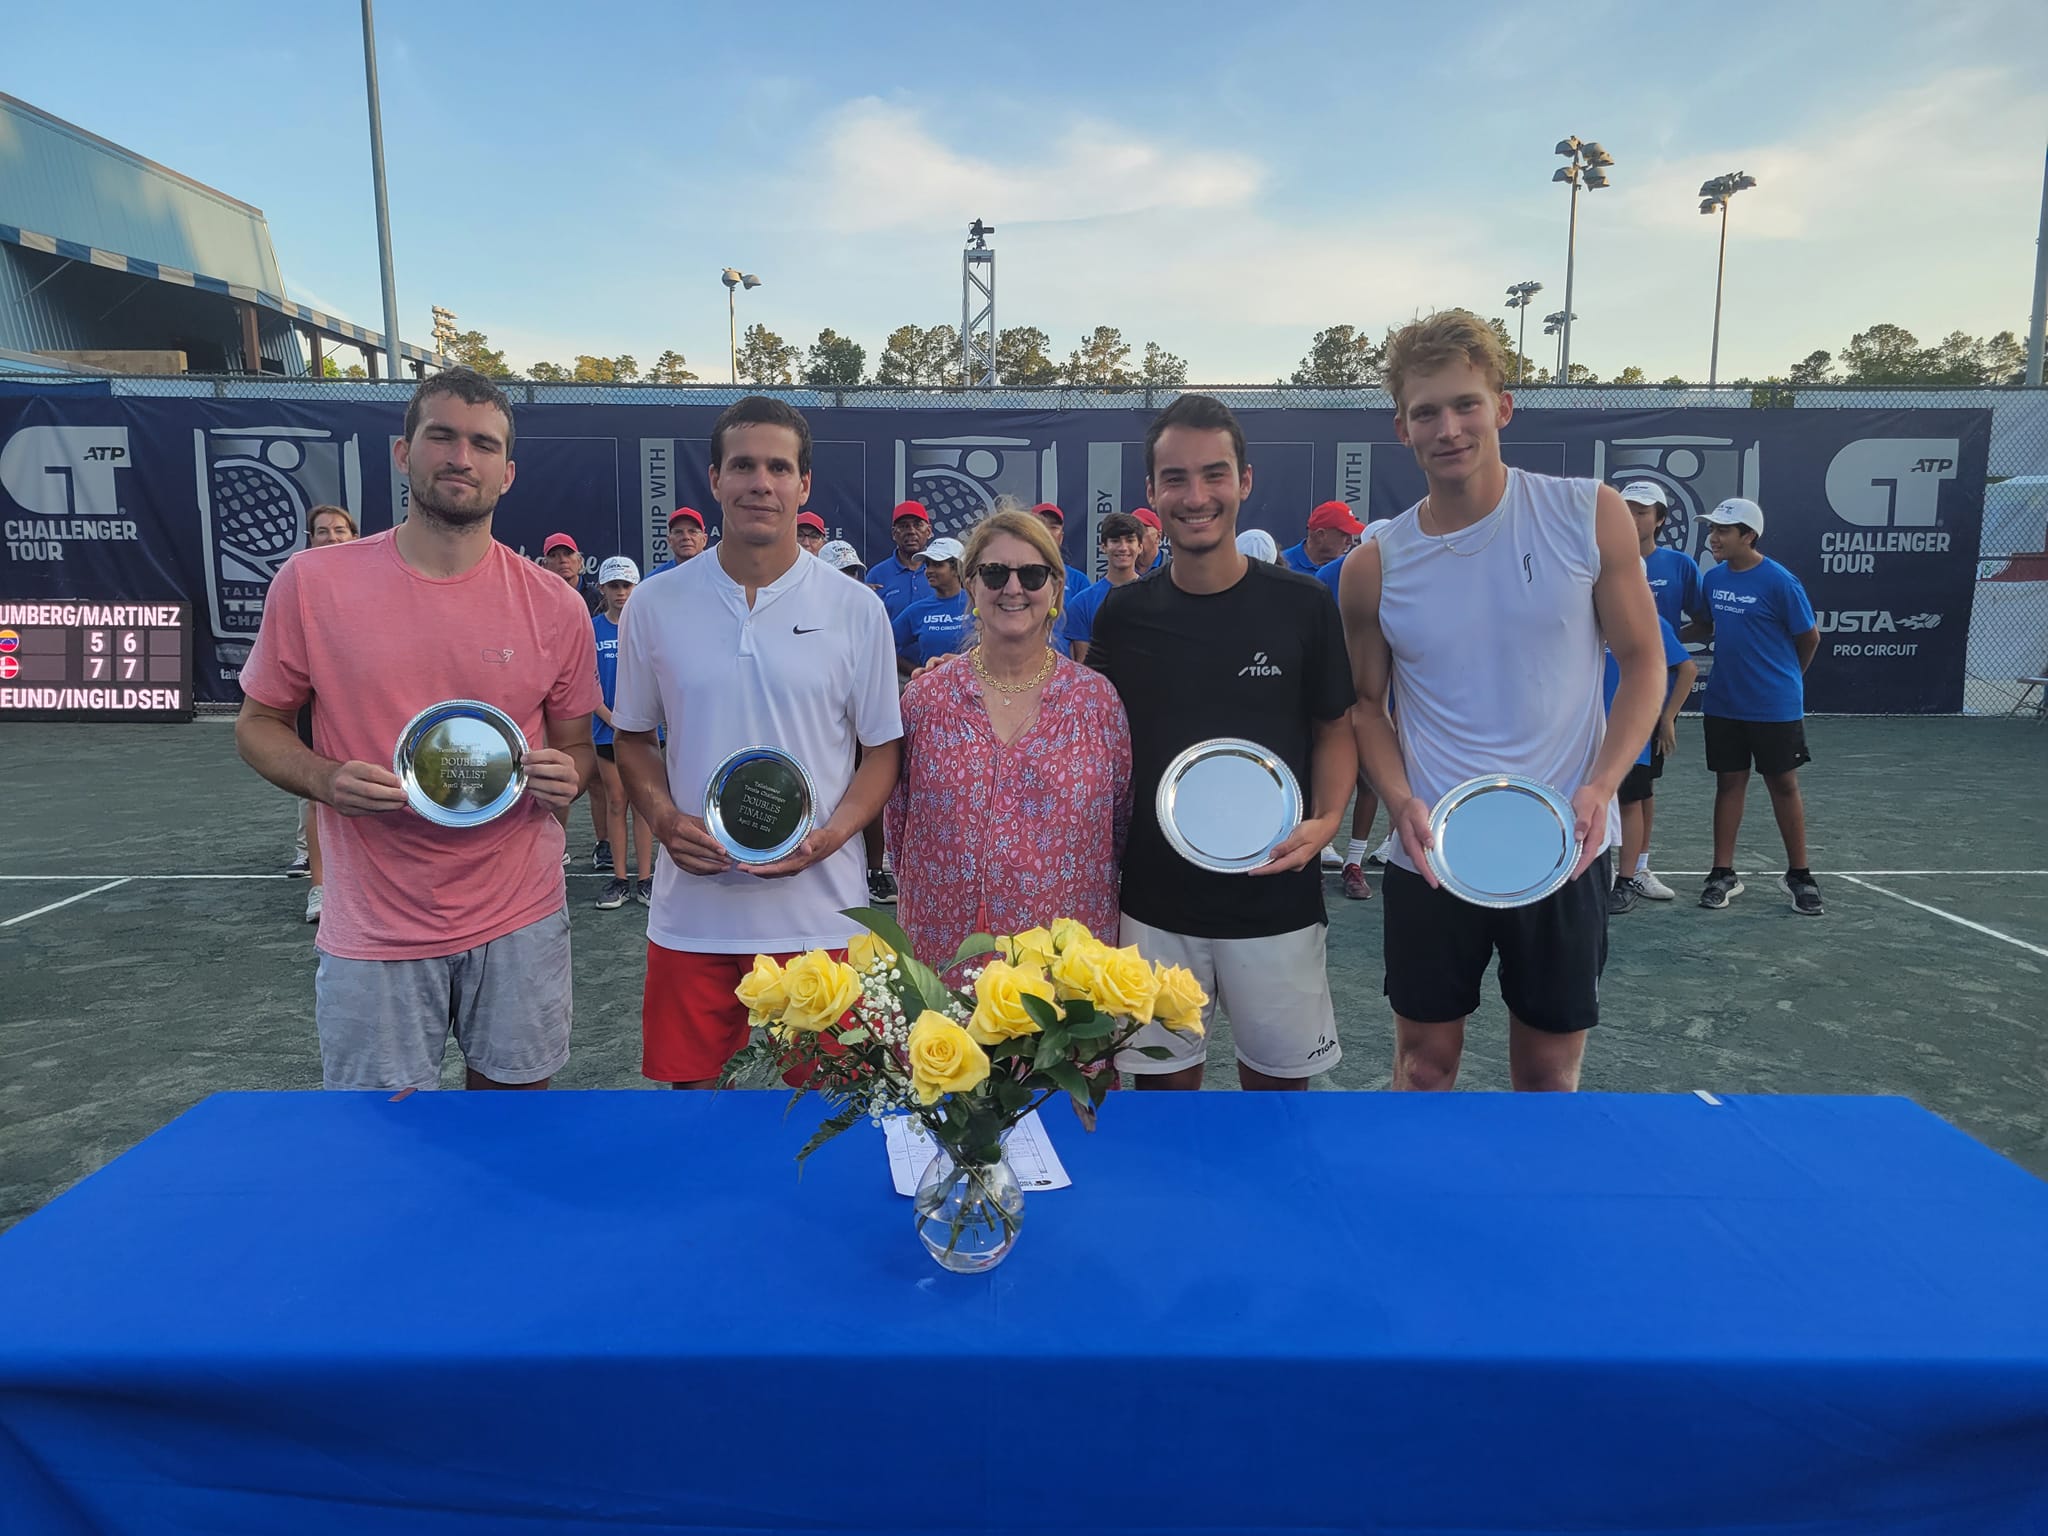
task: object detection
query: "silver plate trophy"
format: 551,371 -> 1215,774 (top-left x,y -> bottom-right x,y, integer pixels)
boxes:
1156,737 -> 1303,874
1425,774 -> 1579,908
393,700 -> 529,829
705,746 -> 816,865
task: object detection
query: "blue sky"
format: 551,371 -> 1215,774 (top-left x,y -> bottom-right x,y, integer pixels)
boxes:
9,0 -> 2047,382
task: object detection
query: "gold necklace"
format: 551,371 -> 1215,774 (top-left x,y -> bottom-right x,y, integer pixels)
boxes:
973,645 -> 1054,703
1420,495 -> 1508,558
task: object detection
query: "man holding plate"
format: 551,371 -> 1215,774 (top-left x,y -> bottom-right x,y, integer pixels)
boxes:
1339,311 -> 1665,1093
611,396 -> 903,1088
235,368 -> 599,1092
1089,394 -> 1358,1092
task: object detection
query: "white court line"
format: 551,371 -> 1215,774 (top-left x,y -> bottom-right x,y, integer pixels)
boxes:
1835,875 -> 2048,960
0,878 -> 132,928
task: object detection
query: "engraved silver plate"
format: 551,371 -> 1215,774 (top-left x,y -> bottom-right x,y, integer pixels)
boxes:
1156,737 -> 1303,874
1425,774 -> 1580,908
705,746 -> 816,865
393,700 -> 528,829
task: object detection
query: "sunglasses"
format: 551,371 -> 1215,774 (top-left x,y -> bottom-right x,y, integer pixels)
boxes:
972,562 -> 1057,592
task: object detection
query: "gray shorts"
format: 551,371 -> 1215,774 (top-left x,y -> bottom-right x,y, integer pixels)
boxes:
1113,914 -> 1341,1080
313,907 -> 573,1090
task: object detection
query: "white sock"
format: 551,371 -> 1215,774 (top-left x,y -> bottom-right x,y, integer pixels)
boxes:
1346,840 -> 1369,866
1635,853 -> 1651,874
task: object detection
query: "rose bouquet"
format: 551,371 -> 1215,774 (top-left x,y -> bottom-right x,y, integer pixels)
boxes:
730,908 -> 1207,1270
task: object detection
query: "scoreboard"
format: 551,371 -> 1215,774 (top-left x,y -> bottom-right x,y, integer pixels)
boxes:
0,601 -> 195,722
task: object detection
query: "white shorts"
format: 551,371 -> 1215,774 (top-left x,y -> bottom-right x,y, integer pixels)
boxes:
1114,914 -> 1340,1081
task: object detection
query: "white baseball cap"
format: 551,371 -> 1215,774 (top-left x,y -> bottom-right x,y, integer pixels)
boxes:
1619,481 -> 1670,507
597,556 -> 640,585
917,537 -> 967,565
818,539 -> 865,571
1702,497 -> 1765,537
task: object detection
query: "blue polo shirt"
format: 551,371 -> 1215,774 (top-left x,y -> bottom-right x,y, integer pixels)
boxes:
867,553 -> 931,620
1064,574 -> 1135,651
1699,556 -> 1816,723
1279,540 -> 1319,574
591,610 -> 621,745
891,590 -> 971,665
1644,546 -> 1705,633
1603,616 -> 1690,765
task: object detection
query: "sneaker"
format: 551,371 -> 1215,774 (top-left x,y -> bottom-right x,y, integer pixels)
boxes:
1699,870 -> 1745,910
592,839 -> 614,873
1341,862 -> 1373,900
1319,846 -> 1344,871
1779,870 -> 1825,917
285,853 -> 311,879
632,879 -> 653,908
304,885 -> 322,924
594,877 -> 629,910
562,848 -> 572,868
867,869 -> 898,905
1608,876 -> 1642,915
1366,849 -> 1385,867
1634,867 -> 1676,901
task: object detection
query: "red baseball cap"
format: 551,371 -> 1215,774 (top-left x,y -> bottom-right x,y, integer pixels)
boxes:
1031,502 -> 1065,524
1307,501 -> 1365,536
542,533 -> 578,554
796,511 -> 826,533
892,500 -> 931,524
1131,507 -> 1162,530
668,506 -> 705,529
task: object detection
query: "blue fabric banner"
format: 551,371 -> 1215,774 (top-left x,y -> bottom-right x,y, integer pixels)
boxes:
0,395 -> 1989,711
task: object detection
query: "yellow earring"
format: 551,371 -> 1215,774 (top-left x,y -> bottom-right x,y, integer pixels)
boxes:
1050,607 -> 1060,619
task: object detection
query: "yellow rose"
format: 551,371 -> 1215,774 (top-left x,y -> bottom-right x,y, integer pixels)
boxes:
1002,926 -> 1058,971
733,955 -> 790,1026
1049,917 -> 1094,954
1049,936 -> 1109,1002
780,950 -> 862,1034
1088,944 -> 1161,1023
847,930 -> 895,975
906,1011 -> 991,1104
967,958 -> 1056,1045
1152,963 -> 1209,1036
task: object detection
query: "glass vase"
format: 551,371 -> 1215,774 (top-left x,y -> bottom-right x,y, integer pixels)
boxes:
912,1145 -> 1024,1274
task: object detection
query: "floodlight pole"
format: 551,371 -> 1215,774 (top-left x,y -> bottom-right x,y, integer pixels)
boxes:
2028,138 -> 2047,386
1560,174 -> 1580,382
360,0 -> 403,380
1709,197 -> 1731,388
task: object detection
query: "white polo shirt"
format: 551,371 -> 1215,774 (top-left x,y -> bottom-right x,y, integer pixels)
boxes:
612,548 -> 903,954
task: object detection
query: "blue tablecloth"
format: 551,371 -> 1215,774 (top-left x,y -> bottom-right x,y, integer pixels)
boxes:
2,1090 -> 2046,1535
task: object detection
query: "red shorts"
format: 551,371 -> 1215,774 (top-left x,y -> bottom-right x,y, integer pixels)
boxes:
641,943 -> 843,1084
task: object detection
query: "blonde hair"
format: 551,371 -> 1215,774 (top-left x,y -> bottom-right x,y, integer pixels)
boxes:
1384,309 -> 1509,412
960,501 -> 1065,647
306,503 -> 357,537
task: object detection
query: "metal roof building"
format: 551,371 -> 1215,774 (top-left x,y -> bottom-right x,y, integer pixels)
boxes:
0,93 -> 439,376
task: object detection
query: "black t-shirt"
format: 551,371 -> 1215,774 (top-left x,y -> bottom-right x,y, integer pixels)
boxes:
1089,560 -> 1354,939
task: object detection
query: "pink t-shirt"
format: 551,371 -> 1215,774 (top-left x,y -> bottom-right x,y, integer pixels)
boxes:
240,530 -> 600,960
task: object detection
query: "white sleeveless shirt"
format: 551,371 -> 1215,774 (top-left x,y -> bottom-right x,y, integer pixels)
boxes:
1375,467 -> 1616,874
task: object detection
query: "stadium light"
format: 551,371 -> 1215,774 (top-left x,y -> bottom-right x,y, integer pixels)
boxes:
1699,172 -> 1759,387
722,269 -> 762,384
1552,134 -> 1616,381
1504,281 -> 1544,382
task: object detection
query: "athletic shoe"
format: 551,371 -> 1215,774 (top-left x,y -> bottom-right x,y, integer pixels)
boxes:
592,839 -> 614,873
868,869 -> 898,905
285,853 -> 311,879
1341,862 -> 1373,901
304,885 -> 322,924
561,848 -> 572,868
594,877 -> 629,911
632,879 -> 653,908
1634,867 -> 1676,901
1779,871 -> 1825,917
1366,849 -> 1385,867
1320,846 -> 1344,871
1699,871 -> 1745,910
1608,876 -> 1642,915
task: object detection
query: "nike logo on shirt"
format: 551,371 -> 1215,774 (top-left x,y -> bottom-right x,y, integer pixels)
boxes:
793,625 -> 823,635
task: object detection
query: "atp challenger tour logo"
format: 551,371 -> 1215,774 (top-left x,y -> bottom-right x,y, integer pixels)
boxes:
1820,438 -> 1959,574
0,425 -> 141,563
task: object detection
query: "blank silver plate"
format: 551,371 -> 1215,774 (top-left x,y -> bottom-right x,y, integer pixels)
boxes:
393,700 -> 529,829
1156,737 -> 1303,874
1425,774 -> 1579,908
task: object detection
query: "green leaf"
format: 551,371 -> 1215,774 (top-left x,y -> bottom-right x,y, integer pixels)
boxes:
836,1026 -> 869,1047
1020,992 -> 1063,1032
794,1102 -> 867,1172
1043,1061 -> 1091,1103
841,905 -> 914,959
1135,1045 -> 1178,1060
1032,1031 -> 1072,1072
1063,1010 -> 1116,1041
950,933 -> 999,969
993,1074 -> 1030,1114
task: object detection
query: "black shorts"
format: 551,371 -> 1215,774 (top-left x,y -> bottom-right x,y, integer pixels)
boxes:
1703,716 -> 1809,776
295,699 -> 315,750
1618,750 -> 1663,805
1382,853 -> 1610,1034
594,741 -> 615,762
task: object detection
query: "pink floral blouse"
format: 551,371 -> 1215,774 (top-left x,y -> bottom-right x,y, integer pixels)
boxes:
884,654 -> 1132,967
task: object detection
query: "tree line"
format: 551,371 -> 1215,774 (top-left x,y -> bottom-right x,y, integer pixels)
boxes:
430,316 -> 2033,390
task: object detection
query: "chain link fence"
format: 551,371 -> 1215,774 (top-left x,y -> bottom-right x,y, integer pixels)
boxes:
8,373 -> 2047,715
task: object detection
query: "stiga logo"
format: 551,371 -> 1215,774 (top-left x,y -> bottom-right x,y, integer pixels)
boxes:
1820,438 -> 1959,574
0,425 -> 140,563
1238,650 -> 1283,678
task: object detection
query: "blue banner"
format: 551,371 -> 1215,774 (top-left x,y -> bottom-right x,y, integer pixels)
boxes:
0,395 -> 1989,712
